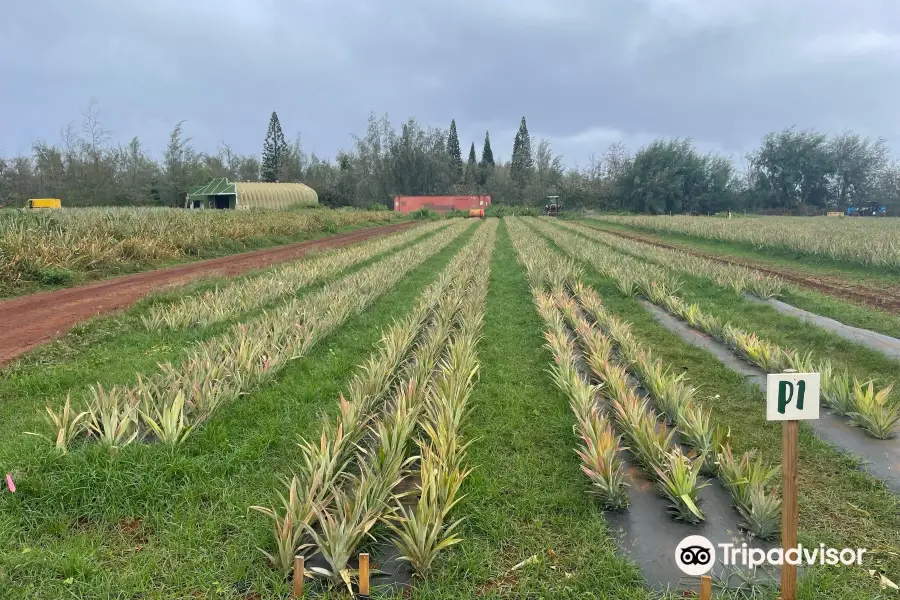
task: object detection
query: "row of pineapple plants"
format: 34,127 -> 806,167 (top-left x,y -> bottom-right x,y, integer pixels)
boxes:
251,220 -> 495,594
540,288 -> 632,511
662,294 -> 899,439
570,285 -> 782,538
507,218 -> 781,538
29,221 -> 474,451
556,220 -> 784,298
531,218 -> 900,441
265,294 -> 456,590
142,221 -> 448,331
507,218 -> 631,511
529,217 -> 683,305
389,249 -> 488,577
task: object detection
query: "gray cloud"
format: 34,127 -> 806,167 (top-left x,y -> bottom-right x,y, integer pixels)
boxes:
3,0 -> 899,167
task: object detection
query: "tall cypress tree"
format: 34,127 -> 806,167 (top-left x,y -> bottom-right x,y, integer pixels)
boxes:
465,142 -> 478,184
510,117 -> 533,186
479,130 -> 495,185
261,111 -> 288,182
510,129 -> 522,171
447,119 -> 463,181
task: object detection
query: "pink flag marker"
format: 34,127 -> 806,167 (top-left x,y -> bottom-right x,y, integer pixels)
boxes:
5,473 -> 14,493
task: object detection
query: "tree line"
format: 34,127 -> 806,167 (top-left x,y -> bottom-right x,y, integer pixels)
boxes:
1,99 -> 897,214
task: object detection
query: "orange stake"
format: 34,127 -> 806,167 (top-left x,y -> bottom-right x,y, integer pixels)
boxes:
359,553 -> 370,596
699,575 -> 712,600
292,555 -> 304,598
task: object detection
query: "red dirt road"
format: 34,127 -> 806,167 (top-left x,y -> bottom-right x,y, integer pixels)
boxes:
586,224 -> 900,312
0,221 -> 419,367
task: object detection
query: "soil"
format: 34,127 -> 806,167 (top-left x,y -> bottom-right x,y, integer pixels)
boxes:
0,222 -> 419,368
585,225 -> 900,313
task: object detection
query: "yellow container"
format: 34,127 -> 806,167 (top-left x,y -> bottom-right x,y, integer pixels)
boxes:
28,198 -> 62,209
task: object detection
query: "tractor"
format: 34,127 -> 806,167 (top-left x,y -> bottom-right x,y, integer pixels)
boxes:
545,195 -> 561,217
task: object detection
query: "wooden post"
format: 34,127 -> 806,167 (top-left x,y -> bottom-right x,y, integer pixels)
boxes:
781,420 -> 799,600
699,575 -> 712,600
292,555 -> 304,598
358,553 -> 370,597
766,369 -> 817,600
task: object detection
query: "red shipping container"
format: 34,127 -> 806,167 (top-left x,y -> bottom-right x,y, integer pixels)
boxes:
393,195 -> 492,214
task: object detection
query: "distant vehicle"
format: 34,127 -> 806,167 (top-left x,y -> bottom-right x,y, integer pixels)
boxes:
28,198 -> 62,209
845,202 -> 886,217
545,195 -> 561,217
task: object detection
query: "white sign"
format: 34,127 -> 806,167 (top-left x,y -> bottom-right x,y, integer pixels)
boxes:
766,372 -> 820,421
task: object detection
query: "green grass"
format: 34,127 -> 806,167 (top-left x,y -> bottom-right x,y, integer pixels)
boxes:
407,220 -> 651,599
0,224 -> 477,599
775,286 -> 900,341
1,216 -> 407,299
583,218 -> 900,288
540,228 -> 900,600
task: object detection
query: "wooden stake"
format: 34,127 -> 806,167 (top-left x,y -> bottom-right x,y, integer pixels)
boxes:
292,555 -> 304,598
781,420 -> 799,600
358,553 -> 370,596
699,575 -> 712,600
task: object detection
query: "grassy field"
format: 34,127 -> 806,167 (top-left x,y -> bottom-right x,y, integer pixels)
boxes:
0,206 -> 403,297
1,215 -> 898,599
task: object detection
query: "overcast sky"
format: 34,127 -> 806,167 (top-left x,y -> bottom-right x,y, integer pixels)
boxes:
3,0 -> 900,168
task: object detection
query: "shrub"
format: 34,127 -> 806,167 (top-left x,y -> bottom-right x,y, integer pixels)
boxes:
409,208 -> 442,221
33,266 -> 78,286
484,205 -> 540,218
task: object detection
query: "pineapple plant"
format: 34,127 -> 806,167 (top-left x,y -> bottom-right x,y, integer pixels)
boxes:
25,393 -> 88,453
678,402 -> 716,476
819,361 -> 854,415
384,445 -> 469,576
848,379 -> 899,439
626,411 -> 674,476
738,486 -> 782,541
576,410 -> 630,510
653,447 -> 708,523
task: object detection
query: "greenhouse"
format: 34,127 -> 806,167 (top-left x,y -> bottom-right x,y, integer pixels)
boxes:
185,178 -> 318,210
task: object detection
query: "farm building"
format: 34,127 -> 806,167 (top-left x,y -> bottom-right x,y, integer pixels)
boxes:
185,178 -> 318,210
393,195 -> 492,214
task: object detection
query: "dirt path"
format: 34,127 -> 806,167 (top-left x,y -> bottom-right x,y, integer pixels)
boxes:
586,224 -> 900,312
0,221 -> 419,367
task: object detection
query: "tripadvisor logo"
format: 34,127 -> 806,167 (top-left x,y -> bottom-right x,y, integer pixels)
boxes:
676,536 -> 716,576
675,535 -> 866,575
